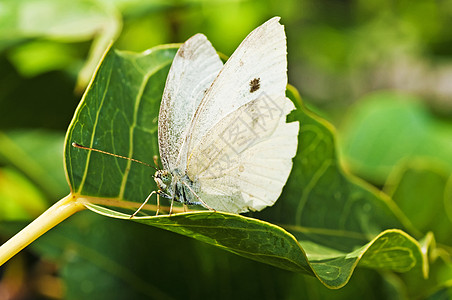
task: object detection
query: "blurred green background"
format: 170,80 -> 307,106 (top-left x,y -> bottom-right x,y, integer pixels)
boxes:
1,0 -> 451,299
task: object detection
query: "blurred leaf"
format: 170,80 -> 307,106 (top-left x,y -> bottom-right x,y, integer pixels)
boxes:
0,57 -> 80,130
116,14 -> 169,52
399,244 -> 452,299
0,167 -> 47,220
64,44 -> 428,288
7,41 -> 80,77
385,160 -> 452,246
0,130 -> 69,199
339,92 -> 452,184
426,286 -> 452,300
0,0 -> 116,41
0,0 -> 121,87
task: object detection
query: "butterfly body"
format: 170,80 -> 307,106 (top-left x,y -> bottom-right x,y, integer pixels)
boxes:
154,169 -> 203,206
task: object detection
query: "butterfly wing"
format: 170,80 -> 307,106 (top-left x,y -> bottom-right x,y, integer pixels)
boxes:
180,17 -> 288,167
186,94 -> 298,213
182,17 -> 298,212
158,34 -> 223,170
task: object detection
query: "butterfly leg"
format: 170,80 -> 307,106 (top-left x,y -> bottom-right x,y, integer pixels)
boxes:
130,190 -> 157,219
155,192 -> 160,216
182,182 -> 216,212
169,198 -> 174,215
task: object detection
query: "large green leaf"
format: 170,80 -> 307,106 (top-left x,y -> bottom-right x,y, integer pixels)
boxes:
64,44 -> 428,288
339,92 -> 452,184
0,213 -> 409,299
65,45 -> 176,201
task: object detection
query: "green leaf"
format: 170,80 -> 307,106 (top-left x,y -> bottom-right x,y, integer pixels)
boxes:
64,44 -> 428,288
0,167 -> 47,220
65,44 -> 177,201
0,213 -> 407,299
0,0 -> 116,41
83,203 -> 313,274
0,130 -> 69,199
385,160 -> 452,246
339,92 -> 452,184
0,0 -> 121,86
7,41 -> 79,77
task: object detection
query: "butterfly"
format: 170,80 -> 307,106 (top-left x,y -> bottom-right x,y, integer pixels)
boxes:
149,16 -> 299,215
74,17 -> 299,216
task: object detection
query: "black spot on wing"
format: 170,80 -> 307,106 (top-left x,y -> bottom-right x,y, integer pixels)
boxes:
249,78 -> 260,93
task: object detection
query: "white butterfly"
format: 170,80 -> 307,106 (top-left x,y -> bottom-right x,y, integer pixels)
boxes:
142,17 -> 299,215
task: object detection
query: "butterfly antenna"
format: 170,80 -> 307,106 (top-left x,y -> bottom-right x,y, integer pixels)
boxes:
72,142 -> 158,170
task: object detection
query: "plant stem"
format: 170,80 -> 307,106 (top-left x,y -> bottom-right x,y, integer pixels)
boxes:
0,194 -> 85,266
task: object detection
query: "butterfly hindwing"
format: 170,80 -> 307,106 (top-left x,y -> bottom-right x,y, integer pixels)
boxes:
186,95 -> 298,213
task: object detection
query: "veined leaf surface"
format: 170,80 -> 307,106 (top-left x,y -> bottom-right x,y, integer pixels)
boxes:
64,44 -> 428,288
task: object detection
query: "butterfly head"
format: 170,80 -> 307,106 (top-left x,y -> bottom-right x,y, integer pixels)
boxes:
153,170 -> 172,191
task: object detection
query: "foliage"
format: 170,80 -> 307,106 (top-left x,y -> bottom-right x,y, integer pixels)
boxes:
1,0 -> 452,299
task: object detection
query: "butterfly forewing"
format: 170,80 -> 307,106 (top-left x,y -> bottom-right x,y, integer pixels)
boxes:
183,17 -> 288,162
158,34 -> 223,171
